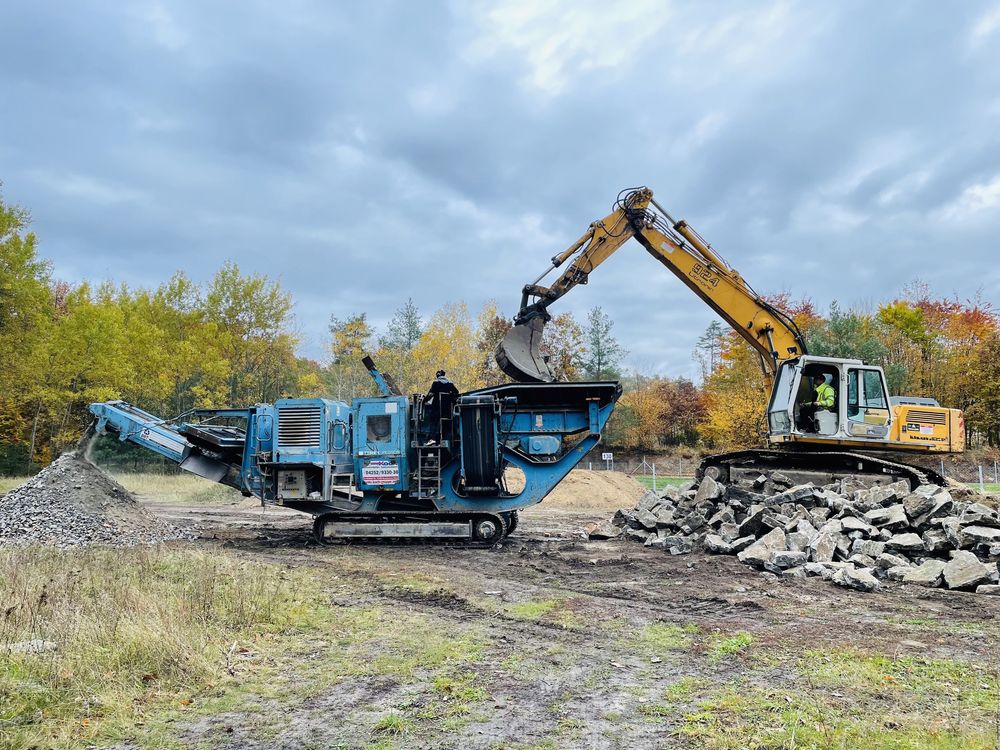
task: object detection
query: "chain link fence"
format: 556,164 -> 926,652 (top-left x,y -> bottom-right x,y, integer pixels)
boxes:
935,459 -> 1000,494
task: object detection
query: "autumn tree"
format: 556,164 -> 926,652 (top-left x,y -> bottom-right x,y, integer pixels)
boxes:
612,375 -> 671,450
968,333 -> 1000,446
698,335 -> 769,450
0,194 -> 51,467
657,378 -> 706,445
329,313 -> 376,400
204,262 -> 297,404
474,302 -> 511,387
410,303 -> 482,391
541,312 -> 586,381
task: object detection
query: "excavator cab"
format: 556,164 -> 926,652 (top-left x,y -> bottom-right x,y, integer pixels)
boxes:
767,356 -> 892,444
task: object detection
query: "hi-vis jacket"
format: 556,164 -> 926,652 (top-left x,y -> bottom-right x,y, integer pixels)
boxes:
814,382 -> 835,409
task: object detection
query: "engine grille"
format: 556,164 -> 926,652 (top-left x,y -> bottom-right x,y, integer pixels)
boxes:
906,409 -> 947,425
278,406 -> 323,447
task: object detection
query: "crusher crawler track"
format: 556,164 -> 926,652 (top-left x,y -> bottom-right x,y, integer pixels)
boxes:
312,511 -> 518,547
698,449 -> 945,490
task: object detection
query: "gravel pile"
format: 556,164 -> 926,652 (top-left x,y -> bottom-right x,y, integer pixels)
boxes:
593,470 -> 1000,594
0,452 -> 192,548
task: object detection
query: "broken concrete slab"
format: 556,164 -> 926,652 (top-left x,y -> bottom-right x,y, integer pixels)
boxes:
943,551 -> 995,590
704,534 -> 733,554
738,528 -> 787,568
771,550 -> 807,569
809,532 -> 838,563
833,565 -> 880,592
885,533 -> 924,552
960,526 -> 1000,545
864,504 -> 908,530
960,503 -> 1000,526
694,475 -> 725,503
586,520 -> 624,540
902,559 -> 947,587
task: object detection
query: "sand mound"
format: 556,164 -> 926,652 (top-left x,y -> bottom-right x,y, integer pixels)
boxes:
541,469 -> 649,510
0,453 -> 191,548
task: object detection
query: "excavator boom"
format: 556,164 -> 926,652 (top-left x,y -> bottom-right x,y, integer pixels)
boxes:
497,187 -> 807,383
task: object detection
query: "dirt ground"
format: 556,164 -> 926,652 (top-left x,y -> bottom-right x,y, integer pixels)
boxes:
118,471 -> 1000,750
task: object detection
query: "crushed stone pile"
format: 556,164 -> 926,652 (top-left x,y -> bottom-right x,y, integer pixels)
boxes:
0,452 -> 192,548
592,470 -> 1000,594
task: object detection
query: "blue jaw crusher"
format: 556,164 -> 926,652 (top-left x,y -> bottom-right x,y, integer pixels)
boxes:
89,358 -> 620,544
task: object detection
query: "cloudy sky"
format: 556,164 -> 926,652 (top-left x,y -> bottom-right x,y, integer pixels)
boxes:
2,1 -> 999,381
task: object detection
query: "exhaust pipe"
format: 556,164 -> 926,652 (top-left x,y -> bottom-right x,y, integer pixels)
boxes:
495,316 -> 556,383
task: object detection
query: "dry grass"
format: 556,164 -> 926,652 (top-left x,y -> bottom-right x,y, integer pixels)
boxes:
0,546 -> 328,750
111,472 -> 242,504
0,477 -> 27,495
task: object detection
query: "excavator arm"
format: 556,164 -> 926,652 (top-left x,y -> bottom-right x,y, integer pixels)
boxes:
497,187 -> 808,383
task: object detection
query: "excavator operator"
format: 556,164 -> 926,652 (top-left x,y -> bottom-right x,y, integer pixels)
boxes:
798,374 -> 835,432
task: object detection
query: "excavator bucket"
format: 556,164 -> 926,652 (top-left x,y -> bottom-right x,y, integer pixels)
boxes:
495,317 -> 556,382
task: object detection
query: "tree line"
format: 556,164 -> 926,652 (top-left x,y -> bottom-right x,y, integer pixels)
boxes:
2,190 -> 998,472
690,289 -> 1000,451
0,192 -> 633,471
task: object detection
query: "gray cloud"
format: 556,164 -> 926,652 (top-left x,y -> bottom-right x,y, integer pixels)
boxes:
2,0 -> 999,376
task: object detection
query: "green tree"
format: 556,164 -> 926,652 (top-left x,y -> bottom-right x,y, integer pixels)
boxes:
204,262 -> 297,404
968,334 -> 1000,446
0,192 -> 53,468
694,321 -> 725,382
582,306 -> 625,380
378,298 -> 423,392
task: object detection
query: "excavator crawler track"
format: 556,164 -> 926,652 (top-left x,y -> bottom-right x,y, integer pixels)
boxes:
698,449 -> 945,491
312,511 -> 515,547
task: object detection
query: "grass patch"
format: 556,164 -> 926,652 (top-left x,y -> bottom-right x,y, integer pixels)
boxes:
629,622 -> 698,656
432,671 -> 489,703
505,599 -> 560,621
0,546 -> 332,750
633,475 -> 691,491
706,631 -> 753,661
372,713 -> 412,736
680,682 -> 995,749
681,648 -> 999,748
0,546 -> 496,749
800,649 -> 996,711
638,677 -> 706,720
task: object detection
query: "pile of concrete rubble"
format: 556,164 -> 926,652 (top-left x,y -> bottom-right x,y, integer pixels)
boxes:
593,470 -> 1000,594
0,452 -> 191,548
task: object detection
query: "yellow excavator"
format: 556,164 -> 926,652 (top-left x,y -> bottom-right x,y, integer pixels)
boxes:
496,187 -> 964,487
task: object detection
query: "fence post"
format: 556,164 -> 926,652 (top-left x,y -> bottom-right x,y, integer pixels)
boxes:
994,460 -> 998,483
588,462 -> 592,470
979,465 -> 986,494
652,462 -> 657,493
940,459 -> 945,478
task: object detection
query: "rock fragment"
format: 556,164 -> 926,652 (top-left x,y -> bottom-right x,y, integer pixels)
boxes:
943,551 -> 996,590
902,559 -> 947,587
